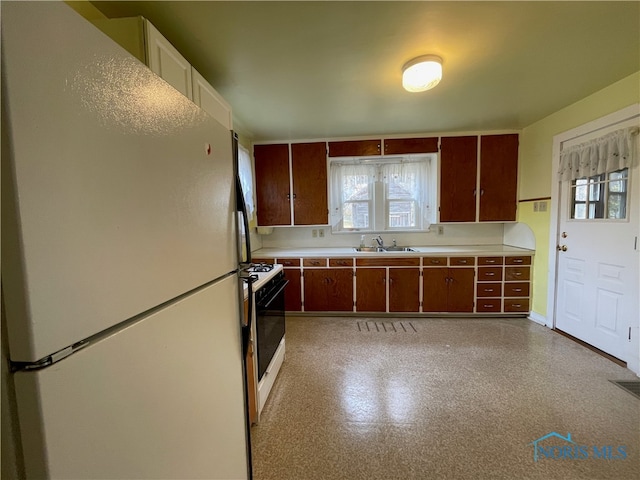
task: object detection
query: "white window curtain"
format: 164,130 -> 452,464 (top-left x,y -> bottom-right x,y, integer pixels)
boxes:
381,159 -> 432,229
329,157 -> 433,230
558,127 -> 639,181
237,145 -> 255,220
329,162 -> 377,228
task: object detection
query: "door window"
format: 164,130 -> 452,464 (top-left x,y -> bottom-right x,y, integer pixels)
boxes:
570,168 -> 628,220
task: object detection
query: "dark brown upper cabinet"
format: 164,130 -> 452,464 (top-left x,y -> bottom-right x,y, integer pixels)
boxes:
291,142 -> 328,225
254,142 -> 328,226
383,137 -> 438,155
479,134 -> 519,222
254,144 -> 291,226
439,136 -> 478,222
328,139 -> 381,157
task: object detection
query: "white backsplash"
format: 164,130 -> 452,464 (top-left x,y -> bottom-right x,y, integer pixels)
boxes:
257,223 -> 506,249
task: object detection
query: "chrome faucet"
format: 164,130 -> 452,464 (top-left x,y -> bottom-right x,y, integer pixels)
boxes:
374,235 -> 384,247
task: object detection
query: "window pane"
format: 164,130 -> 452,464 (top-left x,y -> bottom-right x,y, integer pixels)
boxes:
388,200 -> 416,228
343,175 -> 370,201
387,173 -> 416,199
573,203 -> 586,219
343,201 -> 369,229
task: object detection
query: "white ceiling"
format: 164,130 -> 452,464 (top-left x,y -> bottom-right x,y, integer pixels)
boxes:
91,1 -> 640,142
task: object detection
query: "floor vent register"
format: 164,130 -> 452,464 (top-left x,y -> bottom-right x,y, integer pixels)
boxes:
357,321 -> 417,333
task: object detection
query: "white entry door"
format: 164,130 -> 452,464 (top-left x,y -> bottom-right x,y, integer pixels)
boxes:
555,117 -> 639,361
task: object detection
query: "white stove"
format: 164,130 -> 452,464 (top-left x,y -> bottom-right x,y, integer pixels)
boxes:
242,263 -> 283,298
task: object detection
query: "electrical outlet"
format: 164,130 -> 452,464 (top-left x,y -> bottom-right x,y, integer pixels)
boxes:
319,229 -> 325,238
312,229 -> 317,238
438,226 -> 444,235
539,201 -> 548,212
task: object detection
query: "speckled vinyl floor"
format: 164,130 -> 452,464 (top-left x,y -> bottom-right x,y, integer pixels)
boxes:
250,317 -> 639,480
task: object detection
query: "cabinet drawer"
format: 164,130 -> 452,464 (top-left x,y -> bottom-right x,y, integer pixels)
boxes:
277,258 -> 301,267
504,299 -> 530,312
505,256 -> 531,266
450,256 -> 475,266
329,258 -> 354,267
252,257 -> 274,264
477,267 -> 503,281
476,299 -> 501,312
476,283 -> 502,297
505,267 -> 530,281
423,257 -> 448,266
478,256 -> 503,266
504,282 -> 530,297
303,258 -> 327,267
356,257 -> 420,267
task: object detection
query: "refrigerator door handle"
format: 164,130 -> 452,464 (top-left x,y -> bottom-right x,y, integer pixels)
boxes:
233,131 -> 252,267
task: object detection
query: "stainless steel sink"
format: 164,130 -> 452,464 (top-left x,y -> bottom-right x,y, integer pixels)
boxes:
353,246 -> 415,252
383,246 -> 416,252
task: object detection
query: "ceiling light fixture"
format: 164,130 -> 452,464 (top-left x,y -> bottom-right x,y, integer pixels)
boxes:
402,55 -> 443,92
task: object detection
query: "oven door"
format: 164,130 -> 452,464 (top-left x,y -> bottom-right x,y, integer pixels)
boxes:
255,277 -> 288,381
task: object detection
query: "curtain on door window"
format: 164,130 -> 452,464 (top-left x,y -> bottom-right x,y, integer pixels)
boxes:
558,127 -> 638,182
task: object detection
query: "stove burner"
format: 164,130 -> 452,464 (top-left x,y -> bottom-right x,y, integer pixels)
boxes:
251,263 -> 274,272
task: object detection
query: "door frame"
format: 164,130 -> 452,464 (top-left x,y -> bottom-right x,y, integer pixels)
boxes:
547,103 -> 640,374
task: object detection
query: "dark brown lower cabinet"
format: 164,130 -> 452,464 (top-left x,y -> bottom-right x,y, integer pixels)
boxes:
423,268 -> 474,312
389,268 -> 420,312
355,268 -> 386,312
283,268 -> 302,312
303,268 -> 353,311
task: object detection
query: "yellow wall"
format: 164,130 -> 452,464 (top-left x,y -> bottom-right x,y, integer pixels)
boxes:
518,71 -> 640,320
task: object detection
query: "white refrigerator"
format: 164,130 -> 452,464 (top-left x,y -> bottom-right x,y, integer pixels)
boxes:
2,2 -> 250,478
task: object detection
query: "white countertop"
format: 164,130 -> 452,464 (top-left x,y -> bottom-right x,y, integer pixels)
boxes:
252,244 -> 534,258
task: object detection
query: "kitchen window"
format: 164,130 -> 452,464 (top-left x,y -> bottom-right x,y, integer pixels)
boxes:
329,155 -> 436,232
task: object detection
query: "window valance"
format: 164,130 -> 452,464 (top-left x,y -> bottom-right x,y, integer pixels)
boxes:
558,127 -> 638,181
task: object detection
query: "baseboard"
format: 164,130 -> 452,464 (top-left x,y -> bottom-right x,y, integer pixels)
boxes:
528,311 -> 548,327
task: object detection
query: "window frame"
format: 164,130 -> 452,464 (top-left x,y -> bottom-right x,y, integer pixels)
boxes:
570,168 -> 629,221
329,154 -> 435,233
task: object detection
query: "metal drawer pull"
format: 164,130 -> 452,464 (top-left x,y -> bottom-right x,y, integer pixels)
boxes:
513,259 -> 523,263
486,272 -> 495,276
512,304 -> 522,308
486,260 -> 496,263
513,288 -> 522,292
485,289 -> 494,292
483,304 -> 493,308
459,260 -> 467,264
514,272 -> 522,276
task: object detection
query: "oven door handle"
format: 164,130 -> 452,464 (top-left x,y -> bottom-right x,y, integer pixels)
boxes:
260,279 -> 289,309
240,275 -> 254,357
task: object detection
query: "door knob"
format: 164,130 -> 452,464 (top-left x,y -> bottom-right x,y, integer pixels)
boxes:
557,245 -> 567,252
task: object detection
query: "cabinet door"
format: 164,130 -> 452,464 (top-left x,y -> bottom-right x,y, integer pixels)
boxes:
383,137 -> 438,155
422,268 -> 449,312
448,268 -> 475,312
303,269 -> 353,311
145,20 -> 193,98
191,69 -> 233,129
283,268 -> 302,312
389,268 -> 420,312
254,144 -> 291,226
479,134 -> 519,221
328,139 -> 381,157
356,268 -> 386,312
440,136 -> 478,222
291,142 -> 328,225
